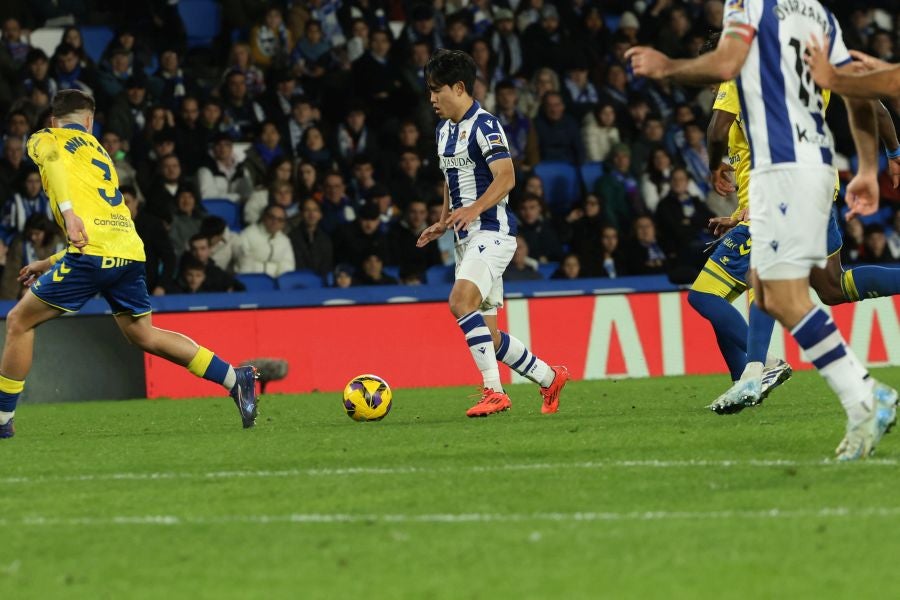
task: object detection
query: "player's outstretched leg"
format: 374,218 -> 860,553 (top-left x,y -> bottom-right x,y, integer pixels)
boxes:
0,292 -> 65,438
687,290 -> 748,383
810,251 -> 900,305
493,330 -> 568,414
449,280 -> 510,418
114,314 -> 259,428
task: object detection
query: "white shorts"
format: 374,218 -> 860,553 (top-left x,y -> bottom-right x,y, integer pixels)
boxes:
749,165 -> 835,280
454,231 -> 516,314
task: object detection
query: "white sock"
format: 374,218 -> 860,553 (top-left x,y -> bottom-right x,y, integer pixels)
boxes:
223,366 -> 237,391
792,308 -> 873,423
740,361 -> 764,382
0,410 -> 13,425
495,331 -> 554,387
457,312 -> 502,392
764,354 -> 781,369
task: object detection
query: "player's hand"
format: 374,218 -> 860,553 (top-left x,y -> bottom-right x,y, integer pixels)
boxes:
444,205 -> 481,233
849,50 -> 891,72
18,258 -> 51,287
63,211 -> 89,249
709,216 -> 738,237
805,35 -> 836,90
416,222 -> 447,247
888,155 -> 900,189
710,162 -> 736,196
625,46 -> 672,80
845,172 -> 880,220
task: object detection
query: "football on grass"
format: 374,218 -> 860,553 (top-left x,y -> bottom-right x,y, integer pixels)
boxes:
343,374 -> 392,421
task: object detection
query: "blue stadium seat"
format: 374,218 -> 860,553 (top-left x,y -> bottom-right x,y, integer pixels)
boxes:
383,266 -> 400,281
579,162 -> 605,193
278,270 -> 324,290
178,0 -> 222,48
236,273 -> 277,291
538,262 -> 558,279
533,161 -> 580,215
849,153 -> 889,174
80,26 -> 114,64
426,264 -> 454,284
605,14 -> 622,32
202,199 -> 242,231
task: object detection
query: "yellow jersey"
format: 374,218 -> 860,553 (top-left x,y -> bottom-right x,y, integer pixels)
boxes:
27,124 -> 145,262
713,81 -> 838,220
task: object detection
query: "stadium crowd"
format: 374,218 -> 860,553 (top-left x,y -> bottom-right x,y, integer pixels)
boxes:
0,0 -> 898,298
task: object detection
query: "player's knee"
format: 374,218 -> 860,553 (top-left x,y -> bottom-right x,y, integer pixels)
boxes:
122,325 -> 156,351
448,291 -> 478,318
687,289 -> 704,310
4,307 -> 27,337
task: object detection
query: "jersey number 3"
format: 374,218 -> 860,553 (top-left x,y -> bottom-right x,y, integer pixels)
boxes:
91,158 -> 123,207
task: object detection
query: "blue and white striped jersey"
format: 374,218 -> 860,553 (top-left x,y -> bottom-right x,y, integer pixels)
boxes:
723,0 -> 851,170
436,101 -> 517,241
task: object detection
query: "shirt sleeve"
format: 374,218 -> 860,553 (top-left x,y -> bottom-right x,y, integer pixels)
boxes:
26,129 -> 57,167
826,11 -> 852,67
712,80 -> 741,116
722,0 -> 763,44
475,117 -> 511,165
26,130 -> 71,209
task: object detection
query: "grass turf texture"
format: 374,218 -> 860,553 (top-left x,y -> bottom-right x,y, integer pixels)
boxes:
4,368 -> 900,599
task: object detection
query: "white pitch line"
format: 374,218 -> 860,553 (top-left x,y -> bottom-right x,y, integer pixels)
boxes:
2,458 -> 897,485
7,507 -> 900,528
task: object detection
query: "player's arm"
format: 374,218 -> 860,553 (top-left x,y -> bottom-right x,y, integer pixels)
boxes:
707,108 -> 737,196
626,32 -> 751,85
416,183 -> 450,247
445,158 -> 515,232
845,97 -> 881,219
875,100 -> 900,189
27,133 -> 89,249
807,38 -> 900,99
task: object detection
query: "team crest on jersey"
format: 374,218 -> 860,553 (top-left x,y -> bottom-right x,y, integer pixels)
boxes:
460,130 -> 468,141
486,133 -> 503,146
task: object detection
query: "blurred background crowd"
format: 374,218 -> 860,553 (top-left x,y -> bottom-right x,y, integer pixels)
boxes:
0,0 -> 898,297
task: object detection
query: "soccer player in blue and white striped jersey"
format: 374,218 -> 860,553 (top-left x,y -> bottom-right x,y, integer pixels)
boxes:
416,49 -> 569,417
627,0 -> 897,460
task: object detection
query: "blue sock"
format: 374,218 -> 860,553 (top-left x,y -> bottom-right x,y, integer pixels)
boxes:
0,374 -> 24,418
687,290 -> 747,381
842,266 -> 900,302
747,302 -> 776,365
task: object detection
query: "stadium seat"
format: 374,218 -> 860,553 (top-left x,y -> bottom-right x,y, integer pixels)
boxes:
278,270 -> 324,290
538,262 -> 558,279
80,26 -> 114,64
426,264 -> 454,284
604,13 -> 622,32
383,266 -> 400,281
178,0 -> 222,48
533,161 -> 580,215
579,162 -> 605,193
236,273 -> 277,291
202,199 -> 242,231
28,27 -> 64,58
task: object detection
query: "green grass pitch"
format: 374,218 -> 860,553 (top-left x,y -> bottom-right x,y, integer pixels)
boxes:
4,368 -> 900,599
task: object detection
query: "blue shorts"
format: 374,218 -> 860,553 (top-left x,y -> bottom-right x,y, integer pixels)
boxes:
31,253 -> 152,316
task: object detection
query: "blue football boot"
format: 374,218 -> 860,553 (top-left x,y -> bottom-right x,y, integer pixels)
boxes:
0,417 -> 14,439
230,366 -> 260,429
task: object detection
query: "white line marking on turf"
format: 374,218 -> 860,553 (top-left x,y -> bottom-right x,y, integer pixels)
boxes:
7,507 -> 900,527
3,458 -> 898,485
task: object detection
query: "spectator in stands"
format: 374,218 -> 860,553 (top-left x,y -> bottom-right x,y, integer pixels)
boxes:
251,6 -> 293,70
178,233 -> 244,293
1,168 -> 51,243
4,110 -> 30,145
622,94 -> 652,141
332,202 -> 389,268
387,198 -> 440,274
842,218 -> 865,264
146,154 -> 184,221
641,147 -> 702,214
534,92 -> 585,164
369,184 -> 399,231
136,127 -> 176,193
517,194 -> 563,263
472,38 -> 502,92
664,103 -> 697,156
655,167 -> 714,271
335,104 -> 377,169
630,116 -> 666,178
351,29 -> 411,127
389,119 -> 438,180
169,187 -> 204,255
398,40 -> 434,132
174,96 -> 207,174
198,133 -> 254,204
390,151 -> 432,211
296,160 -> 322,202
599,225 -> 627,278
151,48 -> 192,110
0,137 -> 29,204
16,49 -> 57,100
596,143 -> 639,231
298,125 -> 333,172
568,194 -> 606,277
395,5 -> 443,61
52,43 -> 98,97
860,225 -> 894,264
522,4 -> 570,77
97,48 -> 133,104
131,105 -> 175,165
101,27 -> 153,74
495,80 -> 539,173
254,181 -> 300,231
518,67 -> 559,119
221,70 -> 267,142
225,42 -> 266,97
320,171 -> 355,235
504,235 -> 542,281
347,155 -> 377,203
290,198 -> 333,276
106,75 -> 151,148
123,186 -> 175,295
599,64 -> 629,114
333,263 -> 354,289
174,257 -> 207,294
656,4 -> 692,59
60,26 -> 93,68
0,213 -> 62,300
562,60 -> 598,121
235,204 -> 295,277
491,9 -> 523,78
244,121 -> 286,188
291,19 -> 331,77
345,18 -> 369,63
681,121 -> 711,197
100,130 -> 142,199
625,215 -> 667,276
260,69 -> 298,125
551,253 -> 582,280
443,13 -> 472,53
583,103 -> 621,163
2,18 -> 30,69
887,211 -> 900,259
285,96 -> 318,158
201,216 -> 238,272
355,253 -> 398,286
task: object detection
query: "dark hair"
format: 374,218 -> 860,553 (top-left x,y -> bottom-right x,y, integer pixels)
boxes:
51,89 -> 95,118
200,216 -> 227,237
24,213 -> 57,243
495,79 -> 517,93
700,32 -> 721,56
189,233 -> 209,246
120,184 -> 138,198
181,256 -> 205,273
425,49 -> 476,96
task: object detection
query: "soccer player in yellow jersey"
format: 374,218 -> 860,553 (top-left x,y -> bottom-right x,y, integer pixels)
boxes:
687,35 -> 900,414
0,90 -> 259,439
